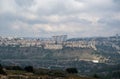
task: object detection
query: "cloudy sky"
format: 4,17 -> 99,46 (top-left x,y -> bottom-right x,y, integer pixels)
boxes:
0,0 -> 120,38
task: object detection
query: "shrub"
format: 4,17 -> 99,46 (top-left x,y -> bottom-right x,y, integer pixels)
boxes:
66,68 -> 78,74
24,66 -> 34,72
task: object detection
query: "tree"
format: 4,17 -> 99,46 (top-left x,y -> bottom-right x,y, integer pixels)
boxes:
0,64 -> 7,75
24,66 -> 34,72
93,74 -> 100,78
66,68 -> 78,74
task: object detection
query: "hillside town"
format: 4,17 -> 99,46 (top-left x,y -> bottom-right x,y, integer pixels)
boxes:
0,35 -> 120,51
0,35 -> 98,50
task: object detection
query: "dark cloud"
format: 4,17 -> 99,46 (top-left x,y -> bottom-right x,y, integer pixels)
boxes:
0,13 -> 16,28
98,18 -> 120,27
15,0 -> 34,7
113,0 -> 120,4
60,17 -> 92,24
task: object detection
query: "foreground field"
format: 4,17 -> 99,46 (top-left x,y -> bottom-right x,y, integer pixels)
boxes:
0,70 -> 97,79
0,75 -> 96,79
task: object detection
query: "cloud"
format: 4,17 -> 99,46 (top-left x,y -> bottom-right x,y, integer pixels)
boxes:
98,18 -> 120,27
0,0 -> 120,37
15,0 -> 34,7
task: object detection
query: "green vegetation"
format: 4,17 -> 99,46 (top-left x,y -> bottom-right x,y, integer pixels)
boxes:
0,46 -> 95,60
0,65 -> 97,79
